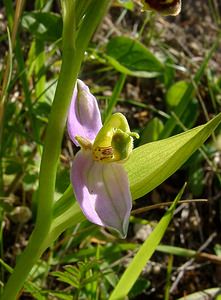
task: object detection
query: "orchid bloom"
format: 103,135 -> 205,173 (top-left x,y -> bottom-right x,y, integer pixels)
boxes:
140,0 -> 181,16
68,80 -> 139,238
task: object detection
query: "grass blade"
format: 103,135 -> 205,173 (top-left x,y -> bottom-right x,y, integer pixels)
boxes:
109,184 -> 186,300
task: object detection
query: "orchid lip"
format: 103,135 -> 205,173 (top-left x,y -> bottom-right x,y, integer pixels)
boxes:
71,150 -> 132,238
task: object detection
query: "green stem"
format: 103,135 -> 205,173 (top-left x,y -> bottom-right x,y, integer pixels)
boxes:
2,1 -> 77,298
1,1 -> 109,299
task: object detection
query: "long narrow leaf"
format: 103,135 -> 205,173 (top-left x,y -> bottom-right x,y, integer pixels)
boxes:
109,185 -> 186,300
125,113 -> 221,200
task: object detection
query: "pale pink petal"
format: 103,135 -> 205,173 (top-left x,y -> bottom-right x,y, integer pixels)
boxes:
71,150 -> 132,238
67,80 -> 102,146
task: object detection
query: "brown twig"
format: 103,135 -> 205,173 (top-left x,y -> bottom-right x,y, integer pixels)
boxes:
131,199 -> 208,215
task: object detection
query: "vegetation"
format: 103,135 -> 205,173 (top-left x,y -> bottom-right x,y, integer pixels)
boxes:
0,1 -> 221,299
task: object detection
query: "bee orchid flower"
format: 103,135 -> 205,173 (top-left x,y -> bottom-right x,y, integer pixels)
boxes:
140,0 -> 181,16
68,80 -> 139,238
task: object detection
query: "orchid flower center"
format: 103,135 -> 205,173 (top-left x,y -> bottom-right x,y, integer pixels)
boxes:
93,128 -> 139,162
75,113 -> 139,163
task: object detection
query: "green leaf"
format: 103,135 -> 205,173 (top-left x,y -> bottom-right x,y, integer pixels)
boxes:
125,113 -> 221,200
166,80 -> 189,109
188,155 -> 204,196
156,244 -> 197,257
5,160 -> 22,174
51,270 -> 79,288
214,244 -> 221,256
106,36 -> 164,78
45,291 -> 73,300
165,80 -> 199,131
55,167 -> 70,194
163,57 -> 175,88
139,117 -> 164,145
128,278 -> 151,298
116,0 -> 134,10
180,98 -> 199,130
109,185 -> 185,300
23,282 -> 46,300
21,12 -> 62,41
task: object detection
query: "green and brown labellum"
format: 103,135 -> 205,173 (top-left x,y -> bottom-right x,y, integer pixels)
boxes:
140,0 -> 181,16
